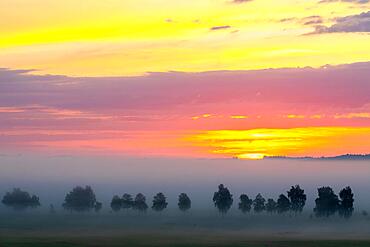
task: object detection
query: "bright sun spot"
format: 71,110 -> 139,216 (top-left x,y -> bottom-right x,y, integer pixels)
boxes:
237,153 -> 265,160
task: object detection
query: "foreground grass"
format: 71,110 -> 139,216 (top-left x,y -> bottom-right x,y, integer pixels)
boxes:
1,213 -> 370,246
2,237 -> 370,247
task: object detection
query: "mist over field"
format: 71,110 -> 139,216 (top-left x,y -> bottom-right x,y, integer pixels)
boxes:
1,155 -> 370,246
1,154 -> 369,211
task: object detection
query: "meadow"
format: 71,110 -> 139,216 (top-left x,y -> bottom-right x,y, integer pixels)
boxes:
1,211 -> 370,246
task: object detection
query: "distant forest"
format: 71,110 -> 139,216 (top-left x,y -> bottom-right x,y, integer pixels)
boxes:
1,184 -> 358,219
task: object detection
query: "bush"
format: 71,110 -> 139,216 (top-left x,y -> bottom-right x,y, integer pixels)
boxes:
2,188 -> 40,210
63,186 -> 100,212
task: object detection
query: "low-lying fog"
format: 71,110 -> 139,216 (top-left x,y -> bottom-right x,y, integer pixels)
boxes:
0,154 -> 369,211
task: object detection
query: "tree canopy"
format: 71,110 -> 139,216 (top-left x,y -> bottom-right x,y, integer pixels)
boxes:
121,193 -> 134,210
287,185 -> 306,213
133,193 -> 148,212
213,184 -> 233,214
339,186 -> 354,219
178,193 -> 191,212
152,193 -> 168,212
266,198 -> 278,213
110,195 -> 122,212
1,188 -> 40,210
63,186 -> 101,212
314,186 -> 340,217
277,194 -> 291,214
253,193 -> 265,213
238,194 -> 253,214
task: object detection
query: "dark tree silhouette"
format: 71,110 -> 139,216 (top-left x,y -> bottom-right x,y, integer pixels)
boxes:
266,198 -> 278,213
238,194 -> 253,214
1,188 -> 40,210
287,185 -> 307,213
63,186 -> 97,212
253,193 -> 265,213
133,193 -> 148,212
94,201 -> 102,213
178,193 -> 191,212
213,184 -> 233,214
277,194 -> 291,214
339,186 -> 354,219
152,193 -> 168,212
110,195 -> 122,212
314,186 -> 340,217
121,193 -> 133,210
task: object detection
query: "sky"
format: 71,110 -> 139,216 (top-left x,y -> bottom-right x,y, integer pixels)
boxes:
0,0 -> 370,159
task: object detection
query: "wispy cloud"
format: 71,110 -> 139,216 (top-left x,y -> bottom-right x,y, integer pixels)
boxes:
210,25 -> 231,31
230,0 -> 254,3
311,11 -> 370,34
319,0 -> 369,4
334,112 -> 370,119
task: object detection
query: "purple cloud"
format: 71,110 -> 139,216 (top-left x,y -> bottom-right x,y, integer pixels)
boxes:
319,0 -> 369,4
311,11 -> 370,33
0,62 -> 369,114
210,25 -> 231,31
231,0 -> 254,3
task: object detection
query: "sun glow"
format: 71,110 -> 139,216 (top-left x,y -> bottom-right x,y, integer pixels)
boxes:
187,127 -> 370,158
237,153 -> 265,160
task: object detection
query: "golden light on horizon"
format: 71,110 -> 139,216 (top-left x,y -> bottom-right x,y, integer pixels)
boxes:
237,153 -> 266,160
230,115 -> 249,119
186,127 -> 370,158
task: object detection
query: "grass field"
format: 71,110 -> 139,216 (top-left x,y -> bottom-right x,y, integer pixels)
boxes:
1,212 -> 370,246
2,237 -> 370,247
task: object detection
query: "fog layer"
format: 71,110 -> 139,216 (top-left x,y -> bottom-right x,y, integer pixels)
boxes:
0,155 -> 369,210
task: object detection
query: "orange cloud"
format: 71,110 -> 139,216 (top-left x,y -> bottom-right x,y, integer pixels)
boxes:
0,107 -> 25,113
230,115 -> 249,119
285,114 -> 305,119
334,112 -> 370,119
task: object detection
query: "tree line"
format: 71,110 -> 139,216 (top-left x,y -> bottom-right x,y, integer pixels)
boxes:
1,184 -> 355,218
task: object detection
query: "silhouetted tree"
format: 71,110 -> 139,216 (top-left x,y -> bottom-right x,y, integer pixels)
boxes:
266,198 -> 278,213
152,193 -> 168,212
110,195 -> 122,212
287,185 -> 306,213
121,193 -> 133,210
213,184 -> 233,214
1,188 -> 40,210
277,194 -> 291,214
253,193 -> 265,213
94,202 -> 102,213
178,193 -> 191,212
63,186 -> 97,212
133,193 -> 148,212
314,186 -> 340,217
339,186 -> 354,219
238,194 -> 253,214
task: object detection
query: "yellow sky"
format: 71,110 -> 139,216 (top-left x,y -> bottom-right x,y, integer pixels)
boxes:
0,0 -> 369,76
186,127 -> 370,159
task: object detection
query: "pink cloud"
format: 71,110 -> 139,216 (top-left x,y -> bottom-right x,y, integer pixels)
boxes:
0,62 -> 370,155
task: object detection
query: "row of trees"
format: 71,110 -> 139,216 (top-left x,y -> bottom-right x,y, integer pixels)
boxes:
213,184 -> 306,215
212,184 -> 354,218
1,185 -> 354,218
110,192 -> 191,213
